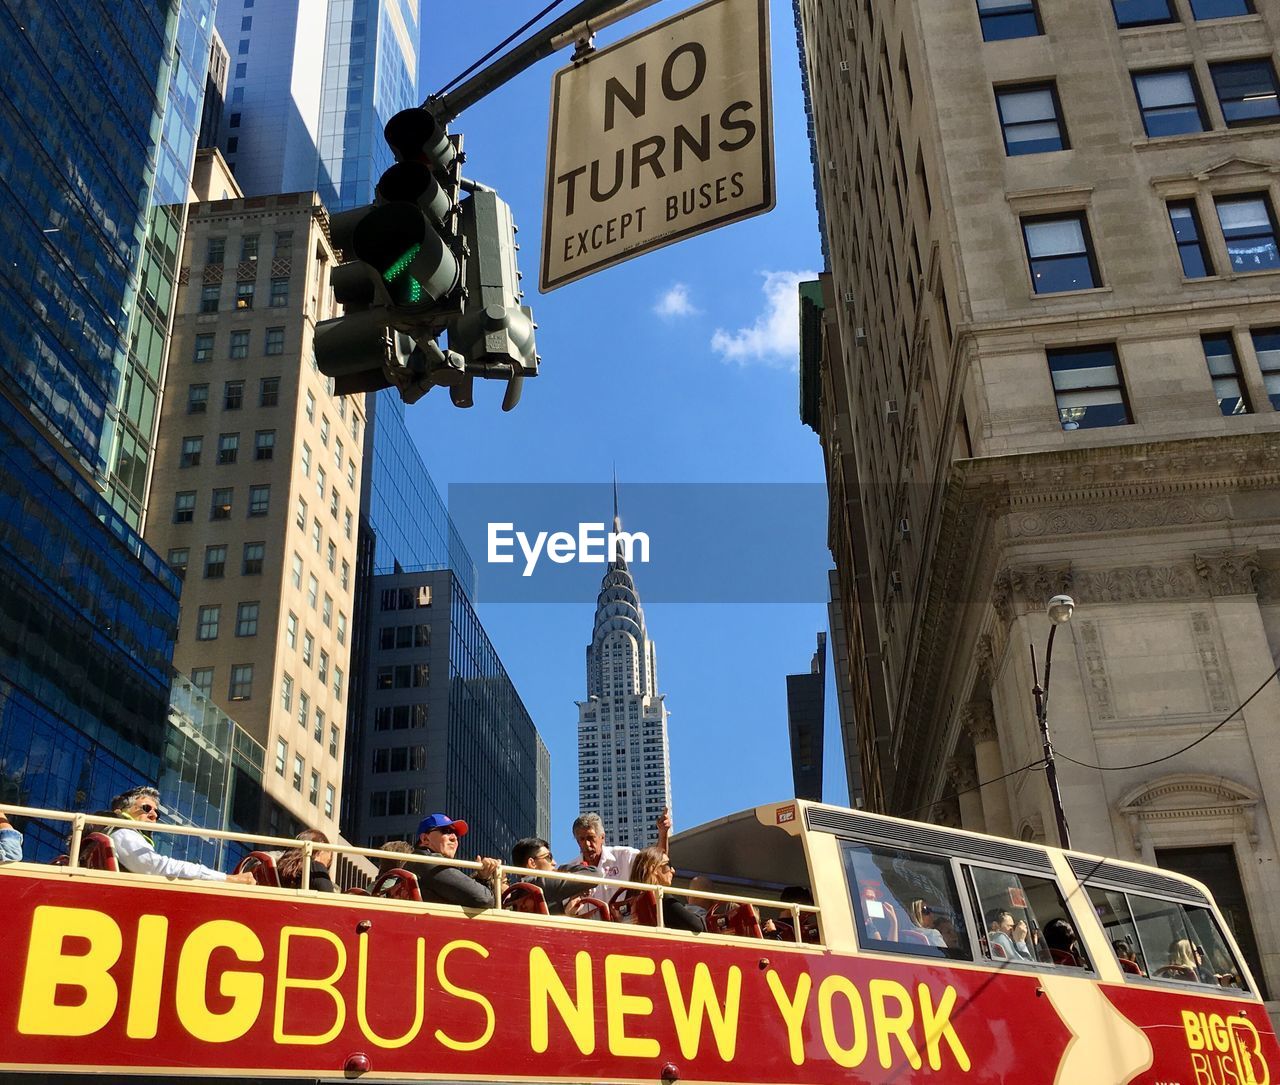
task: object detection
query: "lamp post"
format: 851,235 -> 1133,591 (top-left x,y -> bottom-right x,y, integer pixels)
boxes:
1030,594 -> 1074,849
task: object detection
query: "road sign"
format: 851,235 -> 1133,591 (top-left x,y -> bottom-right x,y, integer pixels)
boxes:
540,0 -> 774,292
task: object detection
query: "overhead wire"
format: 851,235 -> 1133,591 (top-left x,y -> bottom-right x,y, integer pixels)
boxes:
432,0 -> 576,99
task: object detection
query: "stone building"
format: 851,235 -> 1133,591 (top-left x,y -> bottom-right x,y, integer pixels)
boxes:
795,0 -> 1280,1004
146,165 -> 364,839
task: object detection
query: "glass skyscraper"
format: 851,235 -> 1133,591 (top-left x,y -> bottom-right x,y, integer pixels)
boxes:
0,0 -> 221,855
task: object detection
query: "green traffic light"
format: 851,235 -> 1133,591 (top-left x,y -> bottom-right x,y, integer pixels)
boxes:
384,243 -> 424,303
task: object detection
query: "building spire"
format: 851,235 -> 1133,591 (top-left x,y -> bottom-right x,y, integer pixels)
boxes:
612,465 -> 621,535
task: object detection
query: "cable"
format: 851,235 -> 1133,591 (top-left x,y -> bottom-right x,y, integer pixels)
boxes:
1056,661 -> 1280,772
901,758 -> 1048,820
433,0 -> 574,99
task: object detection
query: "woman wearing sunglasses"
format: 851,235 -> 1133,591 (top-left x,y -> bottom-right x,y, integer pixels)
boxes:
629,847 -> 705,933
107,786 -> 256,884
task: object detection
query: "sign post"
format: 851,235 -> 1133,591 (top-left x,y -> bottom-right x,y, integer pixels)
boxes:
540,0 -> 774,292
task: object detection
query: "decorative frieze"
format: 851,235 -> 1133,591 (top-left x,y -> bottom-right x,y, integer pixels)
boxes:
1193,547 -> 1259,597
1079,563 -> 1203,604
992,563 -> 1073,625
1118,774 -> 1259,849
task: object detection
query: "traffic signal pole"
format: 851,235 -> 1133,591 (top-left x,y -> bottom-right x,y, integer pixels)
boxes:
427,0 -> 662,122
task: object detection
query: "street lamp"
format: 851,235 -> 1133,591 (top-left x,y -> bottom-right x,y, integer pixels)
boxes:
1030,594 -> 1074,849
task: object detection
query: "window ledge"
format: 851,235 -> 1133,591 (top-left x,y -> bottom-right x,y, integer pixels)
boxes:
1028,286 -> 1113,301
1134,124 -> 1280,152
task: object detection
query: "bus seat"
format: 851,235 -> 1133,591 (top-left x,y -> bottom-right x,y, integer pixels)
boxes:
563,895 -> 612,921
1117,957 -> 1142,975
898,929 -> 930,945
51,854 -> 70,866
1049,948 -> 1077,967
609,887 -> 657,926
706,900 -> 762,938
233,851 -> 280,887
80,832 -> 118,872
989,941 -> 1008,960
371,868 -> 422,902
345,886 -> 370,896
503,882 -> 549,915
1154,964 -> 1197,982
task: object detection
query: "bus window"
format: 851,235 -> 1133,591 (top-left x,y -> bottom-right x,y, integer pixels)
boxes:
840,841 -> 971,961
1086,886 -> 1149,976
1119,892 -> 1247,991
965,864 -> 1088,970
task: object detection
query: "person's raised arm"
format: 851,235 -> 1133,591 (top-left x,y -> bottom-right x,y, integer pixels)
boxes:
655,806 -> 672,853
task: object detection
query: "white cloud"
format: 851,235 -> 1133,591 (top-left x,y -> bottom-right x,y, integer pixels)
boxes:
710,270 -> 819,368
653,282 -> 699,319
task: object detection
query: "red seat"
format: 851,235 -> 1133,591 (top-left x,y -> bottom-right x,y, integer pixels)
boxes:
706,900 -> 762,939
371,868 -> 422,902
80,832 -> 118,872
609,887 -> 657,926
1049,948 -> 1078,967
503,882 -> 549,915
1117,957 -> 1142,975
345,886 -> 370,896
990,941 -> 1008,960
233,851 -> 280,887
563,895 -> 612,921
898,929 -> 930,945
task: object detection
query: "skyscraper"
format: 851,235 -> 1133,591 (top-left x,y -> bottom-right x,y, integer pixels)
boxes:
214,0 -> 417,210
577,511 -> 671,849
785,633 -> 826,803
0,0 -> 216,855
797,0 -> 1280,998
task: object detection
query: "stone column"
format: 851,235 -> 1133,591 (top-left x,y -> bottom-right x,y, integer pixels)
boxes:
948,755 -> 985,834
964,699 -> 1014,838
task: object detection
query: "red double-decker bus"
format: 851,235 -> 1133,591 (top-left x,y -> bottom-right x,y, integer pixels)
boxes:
1,798 -> 1275,1083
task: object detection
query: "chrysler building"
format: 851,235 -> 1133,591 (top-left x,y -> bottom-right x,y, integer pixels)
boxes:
576,503 -> 671,848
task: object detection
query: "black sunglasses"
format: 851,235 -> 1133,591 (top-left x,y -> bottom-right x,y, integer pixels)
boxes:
138,802 -> 158,814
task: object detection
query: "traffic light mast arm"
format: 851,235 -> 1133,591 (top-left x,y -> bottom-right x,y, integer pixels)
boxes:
426,0 -> 661,122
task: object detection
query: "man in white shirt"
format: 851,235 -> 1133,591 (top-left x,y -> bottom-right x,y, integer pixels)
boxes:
572,807 -> 671,903
108,786 -> 255,884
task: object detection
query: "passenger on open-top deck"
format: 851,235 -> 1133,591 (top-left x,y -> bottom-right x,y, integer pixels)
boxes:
277,829 -> 336,891
572,806 -> 671,903
412,813 -> 502,907
0,810 -> 22,863
107,786 -> 255,884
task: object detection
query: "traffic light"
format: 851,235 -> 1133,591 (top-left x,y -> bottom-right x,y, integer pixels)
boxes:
314,107 -> 539,409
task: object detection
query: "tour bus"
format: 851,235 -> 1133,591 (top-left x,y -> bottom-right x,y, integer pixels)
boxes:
1,797 -> 1275,1084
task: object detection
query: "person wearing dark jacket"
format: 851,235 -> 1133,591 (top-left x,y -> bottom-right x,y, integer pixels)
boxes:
631,846 -> 704,933
277,829 -> 336,892
510,837 -> 593,913
413,813 -> 502,907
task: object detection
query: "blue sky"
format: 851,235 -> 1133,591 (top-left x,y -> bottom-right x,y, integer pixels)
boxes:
414,0 -> 845,857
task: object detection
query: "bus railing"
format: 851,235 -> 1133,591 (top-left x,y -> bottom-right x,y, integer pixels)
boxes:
0,803 -> 822,942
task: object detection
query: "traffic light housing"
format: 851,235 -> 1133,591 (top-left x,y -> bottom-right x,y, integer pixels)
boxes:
315,107 -> 539,409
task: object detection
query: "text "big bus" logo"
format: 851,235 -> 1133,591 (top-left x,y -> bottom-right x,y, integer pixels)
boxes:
1182,1009 -> 1270,1085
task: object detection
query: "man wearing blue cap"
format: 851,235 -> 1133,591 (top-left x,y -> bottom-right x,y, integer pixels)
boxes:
412,812 -> 503,906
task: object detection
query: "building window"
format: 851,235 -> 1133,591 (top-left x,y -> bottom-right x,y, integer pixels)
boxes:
336,612 -> 347,645
1202,334 -> 1250,415
242,541 -> 265,575
297,690 -> 310,729
1167,201 -> 1214,278
167,547 -> 189,579
191,668 -> 214,698
230,330 -> 250,359
1022,214 -> 1099,293
1190,0 -> 1252,15
308,574 -> 319,609
318,650 -> 329,684
236,601 -> 260,637
319,416 -> 330,446
229,665 -> 254,701
275,739 -> 287,776
292,755 -> 304,792
291,553 -> 303,589
1209,59 -> 1280,127
173,491 -> 195,523
265,327 -> 285,355
187,384 -> 209,414
1112,0 -> 1174,25
200,286 -> 220,313
324,785 -> 335,819
1215,194 -> 1280,271
274,230 -> 293,257
1047,344 -> 1131,429
254,430 -> 275,460
302,631 -> 314,668
236,282 -> 255,309
248,484 -> 270,517
347,459 -> 356,487
976,0 -> 1040,40
270,278 -> 289,307
316,466 -> 326,499
218,432 -> 239,464
241,234 -> 259,261
1252,327 -> 1280,408
225,136 -> 238,154
224,380 -> 244,410
295,496 -> 308,530
229,112 -> 242,128
322,594 -> 333,627
196,605 -> 220,640
281,673 -> 294,713
315,707 -> 325,743
207,238 -> 226,264
343,510 -> 353,539
996,83 -> 1067,155
180,436 -> 202,468
330,490 -> 340,518
311,518 -> 322,553
301,443 -> 312,476
210,487 -> 233,520
341,560 -> 350,591
305,391 -> 315,423
334,666 -> 343,702
326,540 -> 336,573
205,544 -> 228,578
259,377 -> 280,407
193,334 -> 214,363
1132,69 -> 1207,137
309,770 -> 320,806
285,611 -> 298,649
